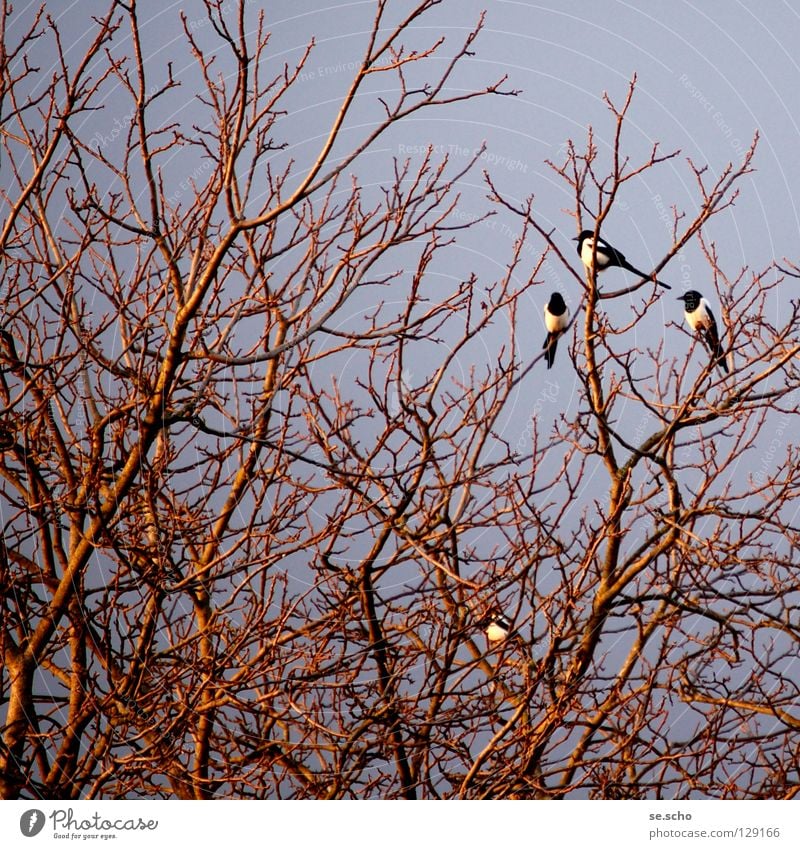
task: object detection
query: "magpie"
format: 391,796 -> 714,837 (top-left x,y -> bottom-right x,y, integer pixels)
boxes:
678,290 -> 729,373
574,230 -> 671,290
543,292 -> 570,368
480,610 -> 513,643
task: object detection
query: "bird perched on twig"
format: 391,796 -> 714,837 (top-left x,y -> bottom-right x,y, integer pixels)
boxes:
543,292 -> 570,369
574,230 -> 672,290
678,290 -> 729,373
479,610 -> 514,643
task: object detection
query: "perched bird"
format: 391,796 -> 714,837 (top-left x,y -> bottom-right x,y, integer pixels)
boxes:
678,290 -> 729,373
480,610 -> 514,643
543,292 -> 570,368
574,230 -> 671,290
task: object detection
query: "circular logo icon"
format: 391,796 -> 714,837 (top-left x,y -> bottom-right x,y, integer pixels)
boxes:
20,810 -> 46,837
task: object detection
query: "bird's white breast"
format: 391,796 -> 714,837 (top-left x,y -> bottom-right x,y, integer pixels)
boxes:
545,307 -> 568,333
486,622 -> 508,642
581,238 -> 611,269
686,298 -> 712,330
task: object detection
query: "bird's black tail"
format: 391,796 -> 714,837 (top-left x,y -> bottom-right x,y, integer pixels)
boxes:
623,260 -> 672,290
543,332 -> 557,369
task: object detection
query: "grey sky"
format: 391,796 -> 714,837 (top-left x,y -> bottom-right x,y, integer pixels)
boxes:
44,1 -> 797,306
259,0 -> 796,385
3,0 -> 799,803
28,0 -> 795,533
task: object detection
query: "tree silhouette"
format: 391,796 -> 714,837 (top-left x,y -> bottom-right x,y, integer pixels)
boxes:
2,2 -> 799,800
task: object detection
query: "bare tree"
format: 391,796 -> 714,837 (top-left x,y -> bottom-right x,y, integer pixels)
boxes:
2,1 -> 799,801
483,80 -> 800,799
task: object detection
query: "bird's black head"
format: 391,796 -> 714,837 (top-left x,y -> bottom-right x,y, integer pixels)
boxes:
573,230 -> 594,253
548,291 -> 567,312
678,290 -> 702,309
478,610 -> 510,629
488,613 -> 511,631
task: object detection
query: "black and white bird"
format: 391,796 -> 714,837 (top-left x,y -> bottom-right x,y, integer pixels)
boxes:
543,292 -> 570,369
480,611 -> 513,643
678,290 -> 729,373
574,230 -> 671,290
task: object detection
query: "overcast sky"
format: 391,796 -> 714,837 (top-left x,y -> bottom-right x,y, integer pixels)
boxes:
37,0 -> 798,386
19,0 -> 793,542
262,0 -> 799,268
255,0 -> 798,417
3,2 -> 797,804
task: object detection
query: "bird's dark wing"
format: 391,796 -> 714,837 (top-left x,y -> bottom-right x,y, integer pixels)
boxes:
703,306 -> 720,348
604,243 -> 627,266
702,306 -> 729,373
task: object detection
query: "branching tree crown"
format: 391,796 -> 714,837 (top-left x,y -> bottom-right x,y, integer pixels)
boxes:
1,1 -> 798,800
